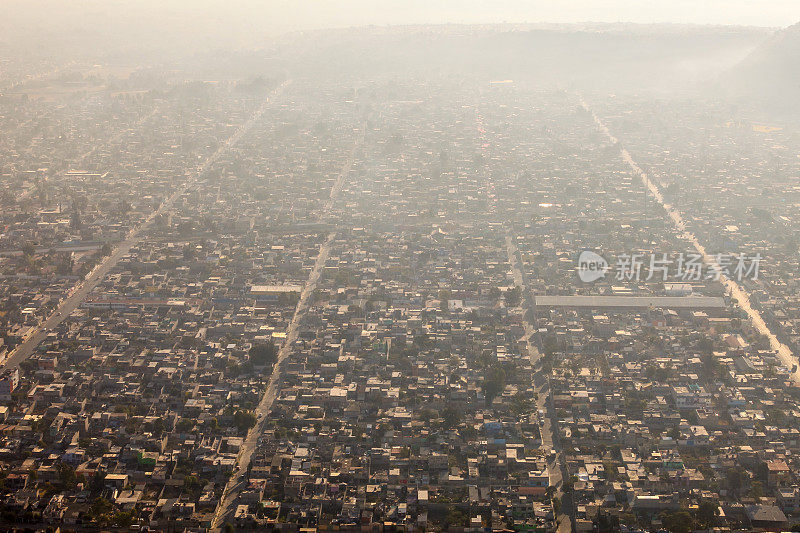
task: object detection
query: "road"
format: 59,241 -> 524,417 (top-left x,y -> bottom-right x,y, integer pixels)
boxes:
15,106 -> 162,204
506,235 -> 572,533
0,81 -> 290,372
580,97 -> 800,386
210,131 -> 363,531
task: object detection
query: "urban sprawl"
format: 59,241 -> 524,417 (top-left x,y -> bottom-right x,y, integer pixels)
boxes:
1,38 -> 800,533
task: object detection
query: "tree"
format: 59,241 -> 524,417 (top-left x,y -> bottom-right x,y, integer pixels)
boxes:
89,471 -> 105,494
661,510 -> 693,533
184,475 -> 201,494
543,336 -> 559,356
504,287 -> 521,307
148,417 -> 165,438
57,462 -> 77,488
183,244 -> 197,260
249,342 -> 277,367
233,410 -> 257,433
70,210 -> 82,229
440,407 -> 462,430
726,466 -> 748,495
694,501 -> 719,528
603,461 -> 619,482
616,512 -> 637,529
750,480 -> 764,499
176,418 -> 195,433
482,364 -> 506,405
445,507 -> 468,527
57,253 -> 74,275
510,394 -> 533,416
21,242 -> 36,258
88,497 -> 113,525
112,510 -> 135,528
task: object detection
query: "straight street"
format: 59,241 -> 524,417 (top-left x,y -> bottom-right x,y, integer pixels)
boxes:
0,82 -> 290,372
211,131 -> 363,531
581,97 -> 800,386
506,234 -> 572,533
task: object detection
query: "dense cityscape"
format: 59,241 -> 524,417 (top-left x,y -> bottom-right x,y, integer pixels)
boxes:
2,6 -> 800,533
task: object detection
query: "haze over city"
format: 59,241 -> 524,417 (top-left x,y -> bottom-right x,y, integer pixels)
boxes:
3,1 -> 800,55
1,1 -> 800,532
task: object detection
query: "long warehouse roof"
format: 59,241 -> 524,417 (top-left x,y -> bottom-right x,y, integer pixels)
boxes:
534,295 -> 725,308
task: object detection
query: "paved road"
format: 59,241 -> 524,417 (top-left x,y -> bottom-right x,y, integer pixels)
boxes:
16,106 -> 162,203
0,82 -> 290,372
210,231 -> 335,530
210,132 -> 363,531
506,235 -> 572,533
581,98 -> 800,386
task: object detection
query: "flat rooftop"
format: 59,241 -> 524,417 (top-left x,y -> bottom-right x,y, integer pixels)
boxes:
250,285 -> 303,293
534,295 -> 725,309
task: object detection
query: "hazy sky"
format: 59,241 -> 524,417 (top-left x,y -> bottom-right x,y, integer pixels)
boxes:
1,1 -> 797,58
272,0 -> 800,28
4,1 -> 800,31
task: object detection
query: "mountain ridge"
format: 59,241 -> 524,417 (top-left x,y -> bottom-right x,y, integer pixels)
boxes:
724,21 -> 800,103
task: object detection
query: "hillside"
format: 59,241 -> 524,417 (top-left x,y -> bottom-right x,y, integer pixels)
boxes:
725,22 -> 800,103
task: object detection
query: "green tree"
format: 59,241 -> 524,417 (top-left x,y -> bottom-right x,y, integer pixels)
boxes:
176,418 -> 195,433
504,287 -> 522,307
543,337 -> 559,356
112,510 -> 135,527
482,364 -> 506,404
148,417 -> 165,437
694,501 -> 719,528
88,497 -> 113,525
22,242 -> 36,258
233,410 -> 257,433
57,462 -> 77,488
249,342 -> 277,367
661,510 -> 693,533
751,480 -> 764,499
440,407 -> 462,430
184,475 -> 201,494
603,461 -> 619,482
445,507 -> 468,526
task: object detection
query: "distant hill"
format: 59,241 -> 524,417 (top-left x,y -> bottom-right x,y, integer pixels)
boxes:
284,24 -> 768,94
724,22 -> 800,104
